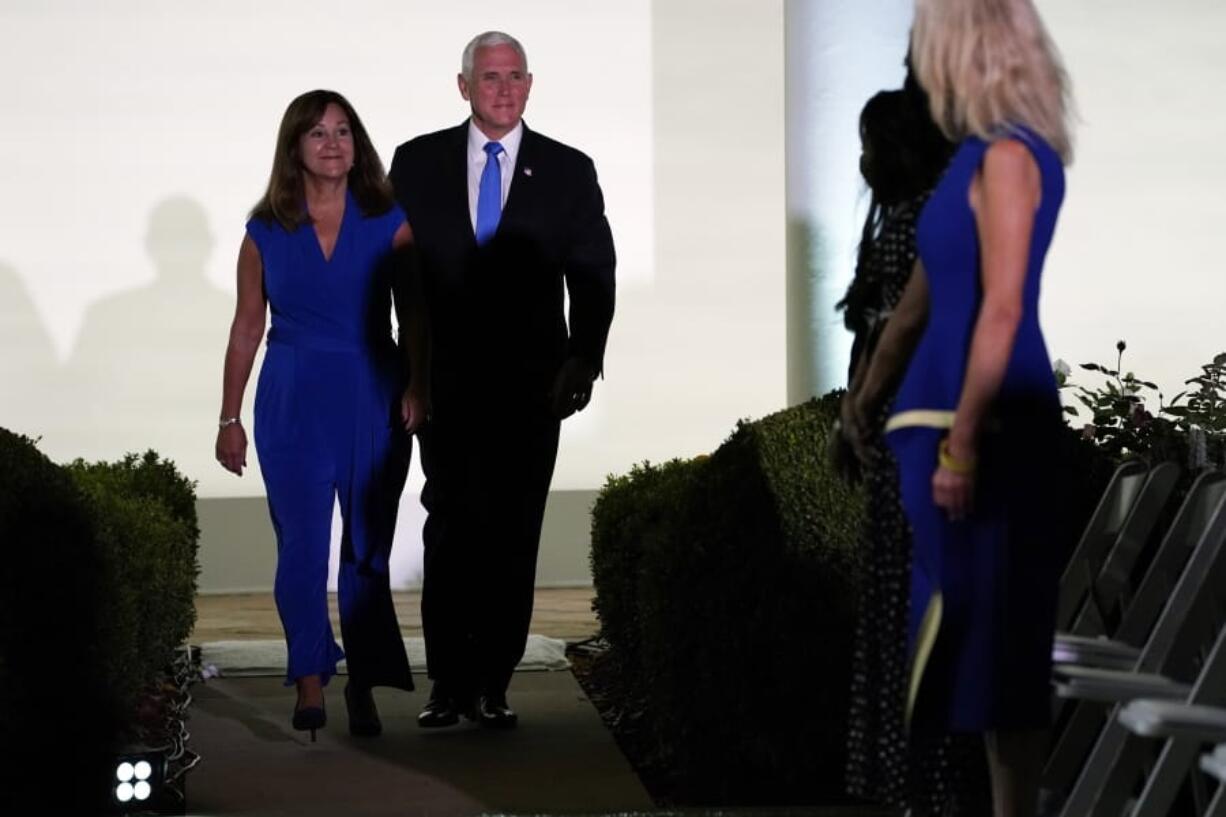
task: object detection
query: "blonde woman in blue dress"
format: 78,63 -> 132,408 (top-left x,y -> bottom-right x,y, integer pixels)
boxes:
847,1 -> 1074,814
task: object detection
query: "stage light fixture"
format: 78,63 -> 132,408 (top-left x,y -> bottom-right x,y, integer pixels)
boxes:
111,750 -> 164,810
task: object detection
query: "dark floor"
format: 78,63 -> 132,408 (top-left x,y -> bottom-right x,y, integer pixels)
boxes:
186,594 -> 897,817
186,672 -> 653,816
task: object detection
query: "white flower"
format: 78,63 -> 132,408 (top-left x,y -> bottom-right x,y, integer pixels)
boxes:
1053,359 -> 1071,377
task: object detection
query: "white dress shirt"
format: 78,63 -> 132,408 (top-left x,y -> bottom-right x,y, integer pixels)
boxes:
466,119 -> 523,232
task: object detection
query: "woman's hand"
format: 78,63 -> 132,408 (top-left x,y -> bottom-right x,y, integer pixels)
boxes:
932,466 -> 974,520
932,438 -> 975,520
400,386 -> 428,434
840,391 -> 874,464
216,423 -> 248,476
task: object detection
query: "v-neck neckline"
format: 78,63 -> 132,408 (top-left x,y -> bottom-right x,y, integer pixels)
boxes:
309,191 -> 349,264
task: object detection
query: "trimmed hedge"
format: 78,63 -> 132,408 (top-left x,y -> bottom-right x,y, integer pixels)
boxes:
591,457 -> 706,683
0,431 -> 199,810
0,429 -> 112,809
592,394 -> 865,804
590,393 -> 1114,805
67,452 -> 200,703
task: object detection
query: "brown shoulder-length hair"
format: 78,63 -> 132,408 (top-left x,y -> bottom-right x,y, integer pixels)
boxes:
250,89 -> 394,229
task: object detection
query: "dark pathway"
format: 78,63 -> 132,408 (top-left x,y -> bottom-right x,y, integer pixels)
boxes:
187,671 -> 653,816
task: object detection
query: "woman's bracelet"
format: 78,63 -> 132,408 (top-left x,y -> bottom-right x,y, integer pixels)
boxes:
938,437 -> 975,474
218,417 -> 242,430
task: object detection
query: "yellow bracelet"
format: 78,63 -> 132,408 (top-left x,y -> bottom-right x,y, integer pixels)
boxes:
938,438 -> 975,474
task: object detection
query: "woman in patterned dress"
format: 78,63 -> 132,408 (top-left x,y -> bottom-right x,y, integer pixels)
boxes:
840,84 -> 990,816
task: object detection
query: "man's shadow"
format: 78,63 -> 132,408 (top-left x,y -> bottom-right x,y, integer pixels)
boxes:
0,261 -> 60,438
66,196 -> 233,474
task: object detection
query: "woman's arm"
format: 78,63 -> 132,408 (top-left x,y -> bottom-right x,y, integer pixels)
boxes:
853,261 -> 929,410
842,259 -> 930,458
936,139 -> 1040,517
391,221 -> 430,433
215,235 -> 267,476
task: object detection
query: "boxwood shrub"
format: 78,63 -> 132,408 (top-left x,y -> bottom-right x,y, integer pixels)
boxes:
591,394 -> 865,803
0,431 -> 198,810
67,451 -> 200,694
589,393 -> 1114,805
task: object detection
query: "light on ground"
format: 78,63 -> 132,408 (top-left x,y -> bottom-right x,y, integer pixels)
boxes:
112,750 -> 166,807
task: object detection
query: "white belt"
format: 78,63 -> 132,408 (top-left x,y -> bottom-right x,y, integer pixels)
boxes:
884,409 -> 956,433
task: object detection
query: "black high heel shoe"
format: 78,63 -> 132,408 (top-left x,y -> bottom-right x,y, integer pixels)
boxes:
292,703 -> 326,742
344,682 -> 382,737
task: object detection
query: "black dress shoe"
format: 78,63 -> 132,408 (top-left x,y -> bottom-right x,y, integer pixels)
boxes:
477,694 -> 518,730
344,682 -> 382,737
417,684 -> 461,728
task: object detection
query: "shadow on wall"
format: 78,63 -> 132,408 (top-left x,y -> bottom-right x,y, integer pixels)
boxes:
64,196 -> 233,470
787,216 -> 839,403
0,261 -> 60,436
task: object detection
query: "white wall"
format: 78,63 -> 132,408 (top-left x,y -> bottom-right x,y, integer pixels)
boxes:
5,0 -> 1221,587
1037,0 -> 1226,403
785,0 -> 915,399
0,1 -> 788,493
783,0 -> 1226,405
0,0 -> 787,589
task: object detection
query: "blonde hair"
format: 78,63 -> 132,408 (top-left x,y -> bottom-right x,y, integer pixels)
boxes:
911,0 -> 1074,164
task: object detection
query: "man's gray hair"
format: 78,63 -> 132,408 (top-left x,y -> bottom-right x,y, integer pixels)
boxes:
461,31 -> 529,81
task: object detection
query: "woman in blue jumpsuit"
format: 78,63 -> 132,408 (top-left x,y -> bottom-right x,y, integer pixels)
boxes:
216,90 -> 428,739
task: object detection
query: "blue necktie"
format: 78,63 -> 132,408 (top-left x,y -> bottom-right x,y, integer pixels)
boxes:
475,141 -> 504,246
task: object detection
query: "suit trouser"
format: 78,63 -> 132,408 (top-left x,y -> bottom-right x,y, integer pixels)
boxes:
418,405 -> 561,697
255,345 -> 414,690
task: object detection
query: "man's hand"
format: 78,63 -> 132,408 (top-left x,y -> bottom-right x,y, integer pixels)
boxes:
549,357 -> 596,420
401,385 -> 429,433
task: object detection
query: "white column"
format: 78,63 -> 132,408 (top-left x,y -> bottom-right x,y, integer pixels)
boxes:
785,0 -> 914,401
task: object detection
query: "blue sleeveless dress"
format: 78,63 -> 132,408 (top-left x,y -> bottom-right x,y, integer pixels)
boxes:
247,191 -> 414,690
886,128 -> 1065,732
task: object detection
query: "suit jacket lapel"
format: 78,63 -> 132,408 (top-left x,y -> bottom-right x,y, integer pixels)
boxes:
500,122 -> 537,231
446,122 -> 475,246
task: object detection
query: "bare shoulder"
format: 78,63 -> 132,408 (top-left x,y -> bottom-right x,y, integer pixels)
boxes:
983,138 -> 1040,184
239,232 -> 260,262
979,137 -> 1041,210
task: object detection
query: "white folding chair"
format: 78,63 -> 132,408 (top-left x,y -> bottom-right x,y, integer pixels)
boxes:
1054,469 -> 1226,671
1057,460 -> 1181,638
1045,475 -> 1226,816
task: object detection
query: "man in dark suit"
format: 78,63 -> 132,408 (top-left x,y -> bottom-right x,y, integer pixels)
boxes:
388,30 -> 615,729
